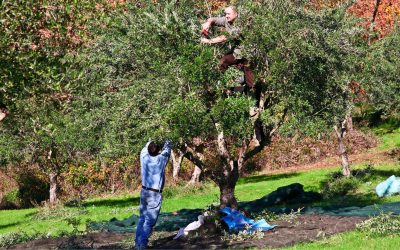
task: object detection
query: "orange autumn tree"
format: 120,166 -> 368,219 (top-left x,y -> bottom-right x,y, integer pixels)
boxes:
348,0 -> 400,38
310,0 -> 400,38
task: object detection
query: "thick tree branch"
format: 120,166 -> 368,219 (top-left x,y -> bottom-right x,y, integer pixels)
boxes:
185,145 -> 206,170
269,108 -> 288,138
215,123 -> 231,161
372,0 -> 381,24
171,148 -> 185,180
244,108 -> 288,161
237,139 -> 248,171
369,0 -> 381,44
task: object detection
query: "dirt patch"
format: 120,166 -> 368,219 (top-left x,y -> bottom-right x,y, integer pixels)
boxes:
7,215 -> 365,249
151,215 -> 365,249
7,232 -> 133,250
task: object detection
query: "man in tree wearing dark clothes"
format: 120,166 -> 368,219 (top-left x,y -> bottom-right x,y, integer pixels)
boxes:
134,140 -> 173,250
201,6 -> 255,93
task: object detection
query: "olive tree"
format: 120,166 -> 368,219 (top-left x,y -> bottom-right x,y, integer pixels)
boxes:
72,0 -> 364,208
359,26 -> 400,119
0,0 -> 114,204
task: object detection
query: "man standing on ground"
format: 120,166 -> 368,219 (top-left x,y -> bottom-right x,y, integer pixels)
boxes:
135,139 -> 173,250
200,5 -> 255,93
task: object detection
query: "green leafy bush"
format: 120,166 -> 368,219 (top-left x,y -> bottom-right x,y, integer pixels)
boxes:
14,167 -> 49,207
0,190 -> 20,209
360,26 -> 400,118
33,204 -> 88,220
251,208 -> 302,222
357,213 -> 400,236
220,228 -> 264,242
0,232 -> 47,248
321,176 -> 360,199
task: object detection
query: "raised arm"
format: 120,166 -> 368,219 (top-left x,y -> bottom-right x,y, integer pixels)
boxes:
160,140 -> 173,158
201,17 -> 226,36
140,141 -> 151,159
200,35 -> 227,44
201,18 -> 214,36
201,16 -> 229,44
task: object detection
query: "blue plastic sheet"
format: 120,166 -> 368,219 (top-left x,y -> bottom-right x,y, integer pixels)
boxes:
220,207 -> 276,232
376,175 -> 400,197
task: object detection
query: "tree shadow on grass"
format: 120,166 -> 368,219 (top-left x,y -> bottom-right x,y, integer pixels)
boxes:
316,192 -> 384,208
0,222 -> 21,230
238,173 -> 301,185
367,168 -> 400,180
69,196 -> 140,208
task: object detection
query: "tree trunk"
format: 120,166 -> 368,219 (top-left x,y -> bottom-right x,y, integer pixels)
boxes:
49,172 -> 58,204
339,140 -> 350,177
189,165 -> 202,184
171,149 -> 185,181
347,114 -> 353,131
369,0 -> 381,44
219,180 -> 238,209
334,119 -> 350,177
214,123 -> 240,209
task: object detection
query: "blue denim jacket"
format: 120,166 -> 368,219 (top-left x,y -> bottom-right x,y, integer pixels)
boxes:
140,140 -> 172,191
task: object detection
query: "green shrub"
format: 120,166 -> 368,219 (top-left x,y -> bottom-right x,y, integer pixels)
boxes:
321,176 -> 360,199
0,190 -> 21,209
251,208 -> 302,222
33,204 -> 88,220
0,232 -> 46,248
14,167 -> 49,208
357,213 -> 400,236
352,164 -> 376,181
220,228 -> 264,242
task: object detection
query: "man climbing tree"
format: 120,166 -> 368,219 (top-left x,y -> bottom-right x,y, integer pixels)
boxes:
201,5 -> 255,93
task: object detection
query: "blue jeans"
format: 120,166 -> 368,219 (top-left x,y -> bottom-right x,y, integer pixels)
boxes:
135,189 -> 162,249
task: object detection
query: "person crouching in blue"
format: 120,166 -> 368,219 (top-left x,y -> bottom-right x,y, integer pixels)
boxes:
134,139 -> 173,250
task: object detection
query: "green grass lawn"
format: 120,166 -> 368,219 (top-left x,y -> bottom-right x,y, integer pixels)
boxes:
284,230 -> 400,250
0,128 -> 399,248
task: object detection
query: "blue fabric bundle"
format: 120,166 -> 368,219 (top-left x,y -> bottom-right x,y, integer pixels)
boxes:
220,207 -> 276,232
376,175 -> 400,197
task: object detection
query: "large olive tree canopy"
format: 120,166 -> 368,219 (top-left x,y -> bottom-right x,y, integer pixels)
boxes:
68,0 -> 367,207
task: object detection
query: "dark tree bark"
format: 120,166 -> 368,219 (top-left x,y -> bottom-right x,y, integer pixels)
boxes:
218,157 -> 240,209
219,183 -> 238,209
369,0 -> 381,44
372,0 -> 381,24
